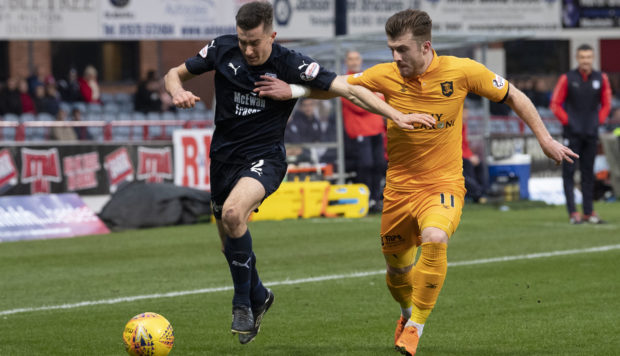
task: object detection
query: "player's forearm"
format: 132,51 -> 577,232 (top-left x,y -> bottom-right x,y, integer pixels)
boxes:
164,69 -> 184,97
329,76 -> 400,120
506,85 -> 553,144
164,64 -> 194,97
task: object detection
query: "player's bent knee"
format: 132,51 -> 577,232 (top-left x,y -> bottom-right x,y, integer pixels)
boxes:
221,207 -> 244,232
421,227 -> 449,244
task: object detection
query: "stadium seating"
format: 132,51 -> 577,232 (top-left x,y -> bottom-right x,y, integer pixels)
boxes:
146,112 -> 163,139
112,112 -> 133,142
0,94 -> 214,142
1,113 -> 19,141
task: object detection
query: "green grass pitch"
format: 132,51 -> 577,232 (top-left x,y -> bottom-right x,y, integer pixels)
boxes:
1,201 -> 619,355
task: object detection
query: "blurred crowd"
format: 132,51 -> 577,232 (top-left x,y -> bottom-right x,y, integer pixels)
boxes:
2,66 -> 620,143
0,66 -> 176,118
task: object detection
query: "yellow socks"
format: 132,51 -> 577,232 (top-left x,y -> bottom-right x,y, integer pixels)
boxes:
386,267 -> 415,310
411,242 -> 447,324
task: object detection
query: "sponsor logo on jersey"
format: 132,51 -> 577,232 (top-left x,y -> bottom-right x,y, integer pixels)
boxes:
410,113 -> 455,130
199,40 -> 215,58
21,148 -> 61,194
380,234 -> 403,247
228,62 -> 241,76
492,74 -> 506,89
234,91 -> 266,116
301,62 -> 320,81
440,81 -> 453,97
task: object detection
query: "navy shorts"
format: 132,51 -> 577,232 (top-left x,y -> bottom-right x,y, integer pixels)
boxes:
210,158 -> 288,219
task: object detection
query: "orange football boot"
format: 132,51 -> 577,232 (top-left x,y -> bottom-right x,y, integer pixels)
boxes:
394,316 -> 407,345
395,325 -> 420,355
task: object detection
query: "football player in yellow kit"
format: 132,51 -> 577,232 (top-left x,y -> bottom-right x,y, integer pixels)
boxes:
255,9 -> 577,355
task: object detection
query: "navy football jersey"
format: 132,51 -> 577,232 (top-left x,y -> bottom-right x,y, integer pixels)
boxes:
185,35 -> 337,163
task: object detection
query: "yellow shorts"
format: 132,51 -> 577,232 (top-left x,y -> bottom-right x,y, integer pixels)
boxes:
380,186 -> 464,254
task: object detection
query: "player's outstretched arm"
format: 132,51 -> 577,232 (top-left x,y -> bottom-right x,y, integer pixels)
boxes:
164,64 -> 201,109
254,75 -> 435,130
328,76 -> 435,129
504,83 -> 578,164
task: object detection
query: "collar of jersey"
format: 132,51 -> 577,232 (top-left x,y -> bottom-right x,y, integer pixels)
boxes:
397,49 -> 439,83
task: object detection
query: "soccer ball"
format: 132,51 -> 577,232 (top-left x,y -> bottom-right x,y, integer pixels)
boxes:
122,312 -> 175,356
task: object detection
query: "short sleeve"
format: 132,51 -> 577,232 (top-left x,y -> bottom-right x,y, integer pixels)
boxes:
185,39 -> 217,75
281,50 -> 337,91
346,64 -> 390,93
463,59 -> 509,103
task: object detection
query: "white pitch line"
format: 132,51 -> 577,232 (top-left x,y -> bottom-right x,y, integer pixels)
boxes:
2,244 -> 620,317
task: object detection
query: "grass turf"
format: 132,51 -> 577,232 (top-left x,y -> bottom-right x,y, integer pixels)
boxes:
1,201 -> 619,355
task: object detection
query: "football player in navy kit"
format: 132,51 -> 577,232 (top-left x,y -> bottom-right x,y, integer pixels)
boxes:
164,1 -> 435,345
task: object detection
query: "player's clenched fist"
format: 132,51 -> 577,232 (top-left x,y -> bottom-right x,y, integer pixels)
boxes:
172,89 -> 201,109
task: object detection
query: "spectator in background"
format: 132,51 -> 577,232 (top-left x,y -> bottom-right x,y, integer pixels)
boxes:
550,43 -> 612,224
135,70 -> 163,113
316,100 -> 337,165
71,108 -> 92,140
285,98 -> 321,143
1,77 -> 23,115
18,78 -> 36,114
79,65 -> 101,103
341,50 -> 387,212
531,77 -> 551,109
27,65 -> 51,97
604,107 -> 620,132
57,68 -> 83,102
34,84 -> 60,115
51,108 -> 78,141
462,107 -> 487,203
520,76 -> 535,102
285,98 -> 322,163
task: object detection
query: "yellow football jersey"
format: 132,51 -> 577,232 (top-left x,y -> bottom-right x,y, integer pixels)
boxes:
347,51 -> 509,191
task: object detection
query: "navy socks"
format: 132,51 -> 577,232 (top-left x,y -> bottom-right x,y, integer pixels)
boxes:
224,230 -> 266,308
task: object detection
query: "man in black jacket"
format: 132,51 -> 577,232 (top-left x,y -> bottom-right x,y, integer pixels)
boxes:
550,44 -> 612,224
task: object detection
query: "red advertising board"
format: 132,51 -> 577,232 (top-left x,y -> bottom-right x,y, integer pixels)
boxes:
173,129 -> 213,191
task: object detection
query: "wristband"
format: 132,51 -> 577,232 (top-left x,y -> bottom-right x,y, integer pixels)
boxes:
290,84 -> 311,98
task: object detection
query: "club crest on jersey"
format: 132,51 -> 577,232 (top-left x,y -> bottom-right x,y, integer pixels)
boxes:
300,62 -> 320,81
199,40 -> 215,58
440,81 -> 453,97
492,74 -> 505,89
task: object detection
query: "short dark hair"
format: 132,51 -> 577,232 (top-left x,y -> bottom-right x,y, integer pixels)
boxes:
236,1 -> 273,32
577,44 -> 593,52
385,9 -> 432,42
